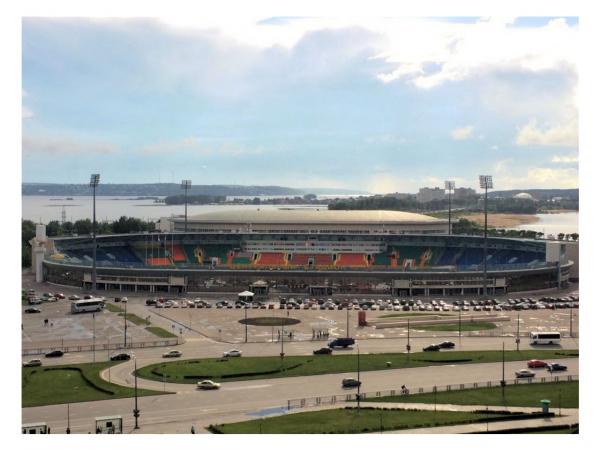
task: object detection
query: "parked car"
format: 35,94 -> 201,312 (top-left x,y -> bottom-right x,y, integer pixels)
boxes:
342,378 -> 362,388
68,295 -> 80,300
547,363 -> 568,372
515,369 -> 536,378
162,350 -> 182,358
24,307 -> 41,313
110,353 -> 132,361
23,359 -> 42,367
197,380 -> 221,390
438,341 -> 455,349
28,297 -> 42,305
223,349 -> 242,357
45,350 -> 64,358
43,293 -> 53,298
55,293 -> 65,299
423,344 -> 441,352
313,347 -> 333,355
145,298 -> 157,306
527,359 -> 547,368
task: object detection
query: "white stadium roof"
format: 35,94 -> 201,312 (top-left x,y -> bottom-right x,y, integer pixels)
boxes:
183,209 -> 442,224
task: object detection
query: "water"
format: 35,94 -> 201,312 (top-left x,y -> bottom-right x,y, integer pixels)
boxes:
21,196 -> 329,223
514,211 -> 579,236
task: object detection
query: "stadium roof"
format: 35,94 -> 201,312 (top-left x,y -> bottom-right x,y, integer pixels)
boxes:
183,209 -> 443,224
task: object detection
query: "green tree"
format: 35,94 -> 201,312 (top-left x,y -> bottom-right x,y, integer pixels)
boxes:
22,220 -> 36,268
74,219 -> 92,235
558,233 -> 565,241
46,220 -> 62,237
570,233 -> 579,241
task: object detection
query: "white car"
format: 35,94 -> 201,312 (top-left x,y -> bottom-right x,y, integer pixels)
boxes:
68,295 -> 80,300
121,297 -> 128,303
515,369 -> 536,378
393,305 -> 400,311
163,350 -> 182,358
23,359 -> 42,367
223,349 -> 242,357
197,380 -> 221,390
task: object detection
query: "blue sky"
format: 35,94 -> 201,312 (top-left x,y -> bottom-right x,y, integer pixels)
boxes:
22,16 -> 578,193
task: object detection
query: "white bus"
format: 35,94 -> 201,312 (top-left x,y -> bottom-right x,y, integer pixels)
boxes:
71,298 -> 105,314
529,331 -> 561,345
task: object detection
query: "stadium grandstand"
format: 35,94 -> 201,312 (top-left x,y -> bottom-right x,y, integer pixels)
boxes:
30,209 -> 573,296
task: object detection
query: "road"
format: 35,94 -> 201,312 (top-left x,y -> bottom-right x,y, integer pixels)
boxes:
22,357 -> 578,434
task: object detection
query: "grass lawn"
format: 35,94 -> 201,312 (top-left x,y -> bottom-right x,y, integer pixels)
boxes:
209,407 -> 512,434
104,303 -> 122,313
104,303 -> 149,326
412,322 -> 497,332
364,381 -> 578,408
22,361 -> 167,407
378,313 -> 452,318
145,326 -> 177,338
136,350 -> 578,384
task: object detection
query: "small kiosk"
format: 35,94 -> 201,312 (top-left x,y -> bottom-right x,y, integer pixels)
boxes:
95,415 -> 123,434
238,290 -> 255,303
22,423 -> 48,434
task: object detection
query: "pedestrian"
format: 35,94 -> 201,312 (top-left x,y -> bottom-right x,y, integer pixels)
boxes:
50,322 -> 53,327
191,425 -> 196,434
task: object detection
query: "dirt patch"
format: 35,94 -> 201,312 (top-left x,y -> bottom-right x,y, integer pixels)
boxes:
460,213 -> 540,228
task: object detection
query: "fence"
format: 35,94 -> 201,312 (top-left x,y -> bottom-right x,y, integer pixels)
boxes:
286,374 -> 578,410
22,337 -> 183,356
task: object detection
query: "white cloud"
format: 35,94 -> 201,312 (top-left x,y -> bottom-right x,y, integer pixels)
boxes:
492,158 -> 578,189
551,155 -> 578,163
141,137 -> 266,157
526,167 -> 578,188
22,134 -> 116,155
516,118 -> 578,147
451,125 -> 475,140
22,107 -> 34,120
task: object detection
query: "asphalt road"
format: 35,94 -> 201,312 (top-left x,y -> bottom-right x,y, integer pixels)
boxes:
22,357 -> 578,434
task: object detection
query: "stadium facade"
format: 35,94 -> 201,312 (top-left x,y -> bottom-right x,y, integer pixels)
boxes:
31,209 -> 573,296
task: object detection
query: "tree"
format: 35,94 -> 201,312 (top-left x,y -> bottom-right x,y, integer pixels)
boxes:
570,233 -> 579,241
46,220 -> 62,237
74,219 -> 92,235
558,233 -> 565,241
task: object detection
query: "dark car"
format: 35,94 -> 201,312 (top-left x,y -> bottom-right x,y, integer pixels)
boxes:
145,298 -> 157,306
438,341 -> 455,349
328,337 -> 355,348
313,347 -> 333,355
110,353 -> 131,361
45,350 -> 64,358
423,344 -> 441,352
24,307 -> 41,314
342,378 -> 362,388
547,363 -> 568,372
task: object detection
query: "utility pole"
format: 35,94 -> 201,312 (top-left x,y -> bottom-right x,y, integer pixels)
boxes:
516,313 -> 521,351
245,307 -> 248,343
445,180 -> 455,235
459,308 -> 462,338
90,174 -> 100,293
569,307 -> 573,337
66,403 -> 71,434
479,175 -> 493,298
133,356 -> 140,429
92,313 -> 96,363
356,344 -> 361,410
124,300 -> 128,348
406,318 -> 411,357
501,342 -> 506,397
346,306 -> 350,338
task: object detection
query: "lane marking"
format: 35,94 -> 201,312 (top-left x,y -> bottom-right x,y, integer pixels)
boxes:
223,384 -> 272,391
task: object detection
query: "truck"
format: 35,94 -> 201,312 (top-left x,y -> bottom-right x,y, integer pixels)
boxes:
328,337 -> 355,348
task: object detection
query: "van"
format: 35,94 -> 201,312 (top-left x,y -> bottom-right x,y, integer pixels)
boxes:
328,337 -> 355,348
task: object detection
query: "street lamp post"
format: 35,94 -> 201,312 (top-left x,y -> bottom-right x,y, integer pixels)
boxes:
406,318 -> 411,357
445,180 -> 455,235
66,403 -> 71,434
133,356 -> 140,429
516,313 -> 521,351
92,313 -> 96,363
569,307 -> 573,337
346,306 -> 350,338
459,308 -> 462,338
479,175 -> 493,298
501,342 -> 506,397
181,180 -> 192,232
245,307 -> 248,343
124,299 -> 128,348
356,344 -> 361,410
90,174 -> 100,293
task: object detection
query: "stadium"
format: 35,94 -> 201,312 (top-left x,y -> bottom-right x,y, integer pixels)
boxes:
31,209 -> 573,296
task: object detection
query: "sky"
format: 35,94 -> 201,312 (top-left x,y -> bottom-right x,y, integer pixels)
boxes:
21,16 -> 579,193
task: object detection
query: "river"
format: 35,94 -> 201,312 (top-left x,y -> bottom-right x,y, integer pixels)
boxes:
514,211 -> 579,236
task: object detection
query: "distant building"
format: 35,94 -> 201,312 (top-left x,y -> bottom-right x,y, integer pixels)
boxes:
417,187 -> 446,203
453,187 -> 477,200
514,192 -> 535,200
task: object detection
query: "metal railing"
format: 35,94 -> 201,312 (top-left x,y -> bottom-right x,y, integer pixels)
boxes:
286,374 -> 578,410
22,337 -> 183,356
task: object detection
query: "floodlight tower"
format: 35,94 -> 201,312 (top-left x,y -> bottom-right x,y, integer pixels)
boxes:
445,180 -> 455,235
90,174 -> 100,293
479,175 -> 493,297
181,180 -> 192,232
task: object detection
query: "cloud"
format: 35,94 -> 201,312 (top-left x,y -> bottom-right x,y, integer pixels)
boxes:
22,107 -> 34,120
551,155 -> 578,163
141,137 -> 266,157
492,158 -> 578,189
22,134 -> 117,155
451,125 -> 475,140
526,167 -> 578,188
516,118 -> 578,147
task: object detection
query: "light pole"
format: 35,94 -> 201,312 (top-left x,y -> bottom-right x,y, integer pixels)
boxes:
356,344 -> 361,410
501,341 -> 506,397
92,313 -> 96,363
346,305 -> 350,338
133,355 -> 140,429
459,308 -> 462,338
445,180 -> 455,235
181,180 -> 192,232
406,318 -> 411,357
124,300 -> 128,348
244,307 -> 248,343
66,403 -> 71,434
569,307 -> 573,337
280,317 -> 285,370
90,174 -> 100,293
479,175 -> 493,298
516,313 -> 521,351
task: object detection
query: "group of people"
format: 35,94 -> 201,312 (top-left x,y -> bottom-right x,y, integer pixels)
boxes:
312,329 -> 330,340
